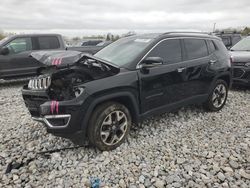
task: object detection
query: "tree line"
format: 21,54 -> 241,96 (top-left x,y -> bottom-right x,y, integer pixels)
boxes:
1,28 -> 250,42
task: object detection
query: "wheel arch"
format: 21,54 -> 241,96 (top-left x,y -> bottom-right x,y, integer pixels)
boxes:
209,72 -> 232,93
81,91 -> 140,133
217,73 -> 232,88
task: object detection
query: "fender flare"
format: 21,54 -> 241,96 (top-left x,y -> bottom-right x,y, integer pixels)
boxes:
81,91 -> 140,131
209,71 -> 232,93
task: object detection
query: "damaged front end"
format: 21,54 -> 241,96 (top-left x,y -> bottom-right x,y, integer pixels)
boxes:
22,50 -> 119,136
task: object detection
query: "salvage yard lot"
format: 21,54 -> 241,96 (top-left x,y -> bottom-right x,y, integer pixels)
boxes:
0,82 -> 249,187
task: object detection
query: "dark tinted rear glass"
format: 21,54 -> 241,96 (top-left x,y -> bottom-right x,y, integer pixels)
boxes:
38,36 -> 60,50
184,39 -> 208,60
147,39 -> 182,64
221,37 -> 231,46
82,40 -> 102,46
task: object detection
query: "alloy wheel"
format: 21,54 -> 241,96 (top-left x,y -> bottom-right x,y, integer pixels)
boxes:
100,110 -> 128,146
212,84 -> 227,108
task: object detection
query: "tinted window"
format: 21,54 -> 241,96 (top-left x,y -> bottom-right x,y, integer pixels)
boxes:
82,40 -> 102,46
90,41 -> 102,46
38,36 -> 60,50
221,37 -> 231,46
147,39 -> 182,64
5,37 -> 32,54
207,40 -> 216,53
184,39 -> 208,60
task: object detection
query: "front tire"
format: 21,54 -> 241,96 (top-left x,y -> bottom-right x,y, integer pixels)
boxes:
203,79 -> 228,112
88,102 -> 131,151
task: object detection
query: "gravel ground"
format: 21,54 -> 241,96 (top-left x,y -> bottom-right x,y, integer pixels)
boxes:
0,81 -> 249,188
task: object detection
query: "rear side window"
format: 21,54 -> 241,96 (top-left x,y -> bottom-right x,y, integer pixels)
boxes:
38,36 -> 60,50
184,39 -> 208,60
147,39 -> 182,64
207,40 -> 216,53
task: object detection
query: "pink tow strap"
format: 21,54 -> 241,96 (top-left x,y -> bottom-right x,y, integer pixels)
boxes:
52,58 -> 62,66
50,101 -> 59,114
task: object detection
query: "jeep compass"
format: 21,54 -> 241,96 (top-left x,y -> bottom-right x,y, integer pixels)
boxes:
22,32 -> 232,150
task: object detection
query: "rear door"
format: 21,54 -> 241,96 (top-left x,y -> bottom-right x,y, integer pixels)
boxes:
181,38 -> 215,97
0,37 -> 37,78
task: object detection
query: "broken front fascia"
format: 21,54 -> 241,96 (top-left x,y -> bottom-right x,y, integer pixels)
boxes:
29,50 -> 120,101
23,51 -> 120,129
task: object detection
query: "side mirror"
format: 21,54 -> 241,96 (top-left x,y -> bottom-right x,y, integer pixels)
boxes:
140,57 -> 163,69
0,47 -> 9,55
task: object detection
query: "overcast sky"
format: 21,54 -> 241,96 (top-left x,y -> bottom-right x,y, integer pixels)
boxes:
1,0 -> 250,37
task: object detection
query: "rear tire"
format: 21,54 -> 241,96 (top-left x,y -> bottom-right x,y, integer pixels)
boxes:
88,102 -> 131,151
203,79 -> 228,112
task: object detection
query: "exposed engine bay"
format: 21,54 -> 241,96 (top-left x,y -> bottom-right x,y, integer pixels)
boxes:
28,51 -> 119,101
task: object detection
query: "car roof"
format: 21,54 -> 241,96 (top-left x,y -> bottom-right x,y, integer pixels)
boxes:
130,32 -> 220,41
8,34 -> 61,38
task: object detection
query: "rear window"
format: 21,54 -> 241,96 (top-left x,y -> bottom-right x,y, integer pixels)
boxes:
38,36 -> 60,50
184,39 -> 208,60
82,40 -> 102,46
221,37 -> 231,46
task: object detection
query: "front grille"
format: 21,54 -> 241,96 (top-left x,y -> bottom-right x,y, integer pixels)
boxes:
233,68 -> 245,78
28,76 -> 51,90
243,72 -> 250,80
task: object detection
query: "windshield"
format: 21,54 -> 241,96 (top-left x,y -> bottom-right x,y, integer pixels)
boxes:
94,36 -> 154,67
231,37 -> 250,51
0,36 -> 11,46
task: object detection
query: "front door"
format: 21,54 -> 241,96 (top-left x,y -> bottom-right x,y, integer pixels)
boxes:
138,39 -> 187,114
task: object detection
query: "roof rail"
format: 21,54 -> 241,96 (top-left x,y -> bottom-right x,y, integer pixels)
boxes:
162,31 -> 212,35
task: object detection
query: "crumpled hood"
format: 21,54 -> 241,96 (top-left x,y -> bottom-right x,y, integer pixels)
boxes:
230,51 -> 250,63
31,50 -> 84,66
31,50 -> 120,70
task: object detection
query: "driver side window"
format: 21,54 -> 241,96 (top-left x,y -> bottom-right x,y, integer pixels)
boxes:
5,37 -> 32,55
147,39 -> 182,64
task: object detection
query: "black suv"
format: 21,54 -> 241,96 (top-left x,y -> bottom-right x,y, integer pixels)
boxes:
22,32 -> 232,150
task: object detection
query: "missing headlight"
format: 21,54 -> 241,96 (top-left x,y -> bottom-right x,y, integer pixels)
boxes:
74,87 -> 85,98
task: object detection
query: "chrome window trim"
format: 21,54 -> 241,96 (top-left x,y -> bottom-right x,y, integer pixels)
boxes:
136,37 -> 211,69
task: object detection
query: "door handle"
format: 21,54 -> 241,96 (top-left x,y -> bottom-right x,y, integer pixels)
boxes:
177,67 -> 186,73
209,60 -> 217,65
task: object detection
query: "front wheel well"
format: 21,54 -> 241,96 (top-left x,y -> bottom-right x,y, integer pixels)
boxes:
89,96 -> 139,126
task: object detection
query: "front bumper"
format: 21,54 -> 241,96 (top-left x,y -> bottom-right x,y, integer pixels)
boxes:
232,65 -> 250,86
22,85 -> 89,137
32,114 -> 71,129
